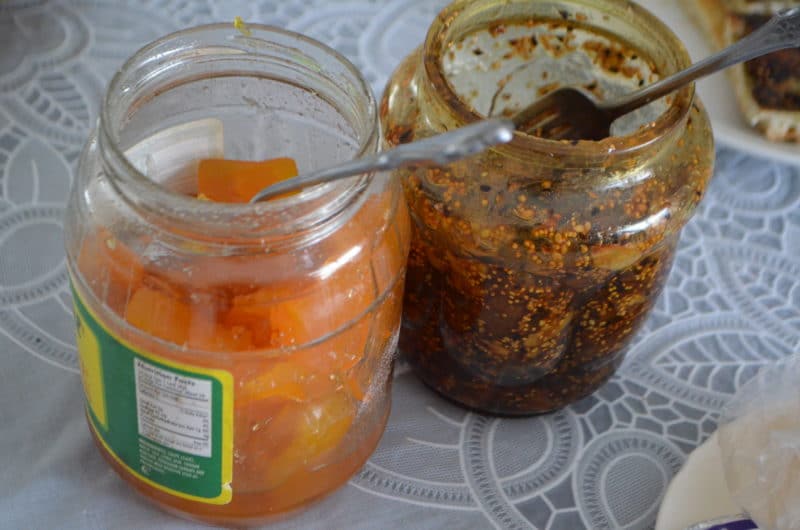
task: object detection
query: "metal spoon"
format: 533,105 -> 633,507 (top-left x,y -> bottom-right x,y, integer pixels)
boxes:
251,7 -> 799,202
507,7 -> 800,140
250,117 -> 514,203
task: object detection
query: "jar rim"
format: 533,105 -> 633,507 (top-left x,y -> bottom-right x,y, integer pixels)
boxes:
98,23 -> 379,242
422,0 -> 696,162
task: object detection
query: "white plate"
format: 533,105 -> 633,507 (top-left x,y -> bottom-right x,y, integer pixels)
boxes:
637,0 -> 800,167
655,433 -> 745,530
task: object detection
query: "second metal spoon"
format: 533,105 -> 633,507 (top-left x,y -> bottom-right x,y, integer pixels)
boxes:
506,7 -> 800,139
251,7 -> 799,202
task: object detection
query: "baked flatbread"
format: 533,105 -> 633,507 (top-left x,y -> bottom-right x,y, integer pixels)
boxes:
683,0 -> 800,142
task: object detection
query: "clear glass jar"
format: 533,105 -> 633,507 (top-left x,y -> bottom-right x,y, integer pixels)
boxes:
64,24 -> 410,525
382,0 -> 714,415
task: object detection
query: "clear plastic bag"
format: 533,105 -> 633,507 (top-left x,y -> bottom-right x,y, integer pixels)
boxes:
718,354 -> 800,530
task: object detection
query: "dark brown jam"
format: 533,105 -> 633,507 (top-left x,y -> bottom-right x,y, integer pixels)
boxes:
398,163 -> 680,414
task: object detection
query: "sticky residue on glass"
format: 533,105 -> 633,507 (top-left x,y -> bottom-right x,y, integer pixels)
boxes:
441,21 -> 667,136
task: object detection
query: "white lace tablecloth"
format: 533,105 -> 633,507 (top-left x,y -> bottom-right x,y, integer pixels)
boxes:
1,1 -> 799,529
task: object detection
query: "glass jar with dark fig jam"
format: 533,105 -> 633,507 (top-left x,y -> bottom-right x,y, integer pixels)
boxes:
381,0 -> 714,415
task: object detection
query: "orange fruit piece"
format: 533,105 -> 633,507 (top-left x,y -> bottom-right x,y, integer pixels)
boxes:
233,392 -> 354,492
233,398 -> 304,492
77,228 -> 145,314
125,280 -> 254,352
239,362 -> 310,404
225,258 -> 374,349
278,391 -> 355,467
225,287 -> 312,348
177,289 -> 254,352
263,296 -> 316,348
125,284 -> 192,345
197,157 -> 298,203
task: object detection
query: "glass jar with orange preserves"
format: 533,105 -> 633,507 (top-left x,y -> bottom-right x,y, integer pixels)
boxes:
64,24 -> 410,525
382,0 -> 714,415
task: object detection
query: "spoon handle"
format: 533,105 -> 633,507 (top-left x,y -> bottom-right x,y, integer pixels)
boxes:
605,7 -> 800,118
250,118 -> 515,203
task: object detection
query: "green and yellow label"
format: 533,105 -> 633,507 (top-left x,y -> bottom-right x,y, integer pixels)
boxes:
71,282 -> 233,505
